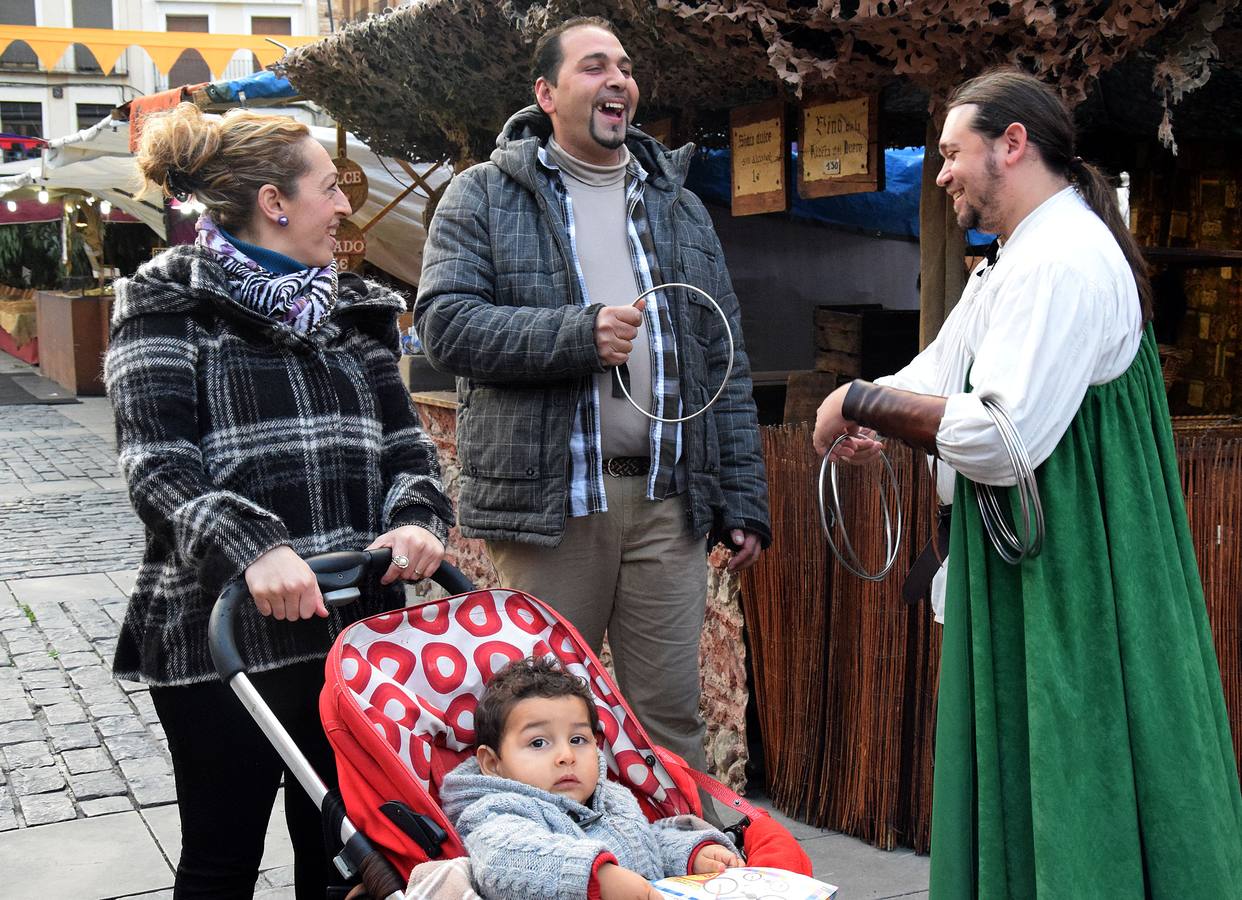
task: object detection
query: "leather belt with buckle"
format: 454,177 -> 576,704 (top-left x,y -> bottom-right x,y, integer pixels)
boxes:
603,457 -> 651,478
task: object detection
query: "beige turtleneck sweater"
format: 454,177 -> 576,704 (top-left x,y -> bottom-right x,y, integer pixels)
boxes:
546,137 -> 652,459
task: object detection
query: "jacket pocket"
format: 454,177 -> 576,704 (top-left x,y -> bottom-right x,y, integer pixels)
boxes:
458,386 -> 545,479
457,386 -> 546,519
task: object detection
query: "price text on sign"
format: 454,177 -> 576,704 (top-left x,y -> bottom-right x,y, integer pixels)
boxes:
334,219 -> 366,272
802,96 -> 870,182
334,158 -> 369,214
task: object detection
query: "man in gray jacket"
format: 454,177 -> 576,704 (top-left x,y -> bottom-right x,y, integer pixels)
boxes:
415,16 -> 770,778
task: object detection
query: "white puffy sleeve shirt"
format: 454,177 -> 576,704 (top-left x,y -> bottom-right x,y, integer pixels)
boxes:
876,187 -> 1144,619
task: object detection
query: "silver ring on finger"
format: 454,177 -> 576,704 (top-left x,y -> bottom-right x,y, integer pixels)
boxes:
392,554 -> 409,569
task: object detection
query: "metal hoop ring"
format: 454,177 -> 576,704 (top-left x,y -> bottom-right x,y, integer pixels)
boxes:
817,434 -> 904,581
612,282 -> 735,424
976,397 -> 1044,564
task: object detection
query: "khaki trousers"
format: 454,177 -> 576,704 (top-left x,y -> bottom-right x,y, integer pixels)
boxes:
487,473 -> 709,772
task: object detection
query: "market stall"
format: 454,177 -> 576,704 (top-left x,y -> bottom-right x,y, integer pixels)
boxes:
280,0 -> 1242,851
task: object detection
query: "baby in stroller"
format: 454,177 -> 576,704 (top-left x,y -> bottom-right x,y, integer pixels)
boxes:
440,656 -> 743,899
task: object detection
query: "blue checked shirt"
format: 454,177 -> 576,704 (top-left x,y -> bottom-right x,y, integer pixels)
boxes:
537,147 -> 684,517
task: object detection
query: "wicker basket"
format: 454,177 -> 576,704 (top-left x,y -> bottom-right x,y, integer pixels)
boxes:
1158,344 -> 1193,391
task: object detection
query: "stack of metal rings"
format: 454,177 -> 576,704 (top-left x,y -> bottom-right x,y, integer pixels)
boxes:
975,396 -> 1044,564
817,434 -> 903,581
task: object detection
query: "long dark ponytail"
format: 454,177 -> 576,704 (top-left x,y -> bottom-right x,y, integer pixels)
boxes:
947,69 -> 1152,322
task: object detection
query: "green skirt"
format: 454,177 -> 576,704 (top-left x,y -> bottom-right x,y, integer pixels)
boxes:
930,333 -> 1242,898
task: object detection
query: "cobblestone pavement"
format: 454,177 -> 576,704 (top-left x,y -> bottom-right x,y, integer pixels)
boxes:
0,352 -> 297,899
0,354 -> 928,899
0,402 -> 143,581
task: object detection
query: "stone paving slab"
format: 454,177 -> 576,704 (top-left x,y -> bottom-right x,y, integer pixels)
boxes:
8,573 -> 127,606
142,790 -> 297,879
0,810 -> 172,899
749,793 -> 930,899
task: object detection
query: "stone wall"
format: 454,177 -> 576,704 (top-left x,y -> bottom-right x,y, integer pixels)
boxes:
412,395 -> 750,791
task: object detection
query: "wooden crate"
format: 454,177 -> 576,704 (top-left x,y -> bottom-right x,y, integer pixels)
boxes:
783,370 -> 847,424
34,291 -> 112,396
813,305 -> 919,380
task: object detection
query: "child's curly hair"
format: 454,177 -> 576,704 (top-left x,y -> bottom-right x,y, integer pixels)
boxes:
475,656 -> 600,752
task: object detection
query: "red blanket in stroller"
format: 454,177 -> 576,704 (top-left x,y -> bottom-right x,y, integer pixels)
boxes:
320,586 -> 810,881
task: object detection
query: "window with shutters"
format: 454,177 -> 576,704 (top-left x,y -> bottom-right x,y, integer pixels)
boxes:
251,16 -> 291,73
77,103 -> 115,131
72,0 -> 113,72
1,101 -> 42,161
0,0 -> 38,69
166,15 -> 210,88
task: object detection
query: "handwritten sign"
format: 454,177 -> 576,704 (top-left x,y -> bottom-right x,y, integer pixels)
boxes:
730,101 -> 786,216
799,94 -> 882,199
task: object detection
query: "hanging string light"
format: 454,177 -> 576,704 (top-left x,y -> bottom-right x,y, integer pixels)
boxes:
5,200 -> 15,212
37,189 -> 49,204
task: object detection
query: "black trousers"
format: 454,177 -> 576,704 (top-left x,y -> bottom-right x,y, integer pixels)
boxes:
151,659 -> 346,900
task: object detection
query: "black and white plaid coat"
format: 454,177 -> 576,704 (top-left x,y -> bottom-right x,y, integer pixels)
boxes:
105,245 -> 453,685
416,107 -> 770,547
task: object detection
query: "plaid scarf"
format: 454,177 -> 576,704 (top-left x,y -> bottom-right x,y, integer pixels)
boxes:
195,213 -> 338,333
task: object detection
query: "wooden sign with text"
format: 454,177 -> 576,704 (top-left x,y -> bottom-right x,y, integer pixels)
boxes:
335,158 -> 369,215
799,94 -> 883,199
334,218 -> 366,272
730,101 -> 786,216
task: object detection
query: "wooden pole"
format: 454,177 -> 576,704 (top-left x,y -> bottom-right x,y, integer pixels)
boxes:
917,119 -> 966,349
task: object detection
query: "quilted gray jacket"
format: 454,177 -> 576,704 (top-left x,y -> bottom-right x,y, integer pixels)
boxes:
415,107 -> 770,547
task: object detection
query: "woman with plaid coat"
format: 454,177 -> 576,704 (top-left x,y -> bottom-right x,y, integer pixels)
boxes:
104,104 -> 452,899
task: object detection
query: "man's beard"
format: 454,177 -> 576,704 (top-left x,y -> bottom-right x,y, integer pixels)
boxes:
589,114 -> 627,150
957,155 -> 1001,233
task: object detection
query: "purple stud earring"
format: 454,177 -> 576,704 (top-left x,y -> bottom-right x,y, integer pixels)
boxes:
277,215 -> 289,227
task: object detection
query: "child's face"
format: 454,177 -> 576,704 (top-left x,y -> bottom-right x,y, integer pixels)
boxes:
477,695 -> 600,805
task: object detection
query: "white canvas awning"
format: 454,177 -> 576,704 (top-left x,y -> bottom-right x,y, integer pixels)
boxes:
0,117 -> 447,287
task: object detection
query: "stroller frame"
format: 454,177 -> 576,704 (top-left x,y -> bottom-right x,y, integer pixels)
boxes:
210,548 -> 780,900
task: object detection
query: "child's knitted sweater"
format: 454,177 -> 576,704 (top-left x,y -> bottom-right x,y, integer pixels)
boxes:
440,755 -> 737,900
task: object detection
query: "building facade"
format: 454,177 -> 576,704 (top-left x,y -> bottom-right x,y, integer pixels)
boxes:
0,0 -> 322,148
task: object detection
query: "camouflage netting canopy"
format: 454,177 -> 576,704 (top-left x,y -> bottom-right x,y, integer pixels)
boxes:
284,0 -> 1221,165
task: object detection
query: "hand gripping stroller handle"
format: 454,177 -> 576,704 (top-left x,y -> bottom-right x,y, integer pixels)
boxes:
355,841 -> 408,900
209,549 -> 475,684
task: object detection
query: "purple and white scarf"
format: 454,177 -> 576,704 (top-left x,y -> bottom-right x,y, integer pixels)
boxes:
195,213 -> 338,333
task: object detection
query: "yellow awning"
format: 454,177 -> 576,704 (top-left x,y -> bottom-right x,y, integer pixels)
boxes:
0,25 -> 321,80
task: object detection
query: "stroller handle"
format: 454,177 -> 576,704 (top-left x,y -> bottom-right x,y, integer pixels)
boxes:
209,549 -> 474,684
205,549 -> 474,900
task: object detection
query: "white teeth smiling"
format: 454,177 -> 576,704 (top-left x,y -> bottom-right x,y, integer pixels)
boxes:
599,101 -> 625,115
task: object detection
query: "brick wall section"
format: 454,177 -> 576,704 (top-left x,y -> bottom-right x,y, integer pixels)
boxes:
412,397 -> 749,790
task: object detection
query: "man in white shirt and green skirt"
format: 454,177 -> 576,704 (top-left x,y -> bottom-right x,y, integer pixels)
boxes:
814,68 -> 1242,898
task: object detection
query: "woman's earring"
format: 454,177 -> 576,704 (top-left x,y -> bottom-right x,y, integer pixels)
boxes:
277,215 -> 289,227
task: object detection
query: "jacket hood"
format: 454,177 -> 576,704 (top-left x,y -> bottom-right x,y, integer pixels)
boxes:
110,243 -> 406,338
491,105 -> 694,194
440,751 -> 615,832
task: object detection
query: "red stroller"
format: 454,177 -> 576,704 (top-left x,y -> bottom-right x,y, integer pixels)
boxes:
210,549 -> 809,899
